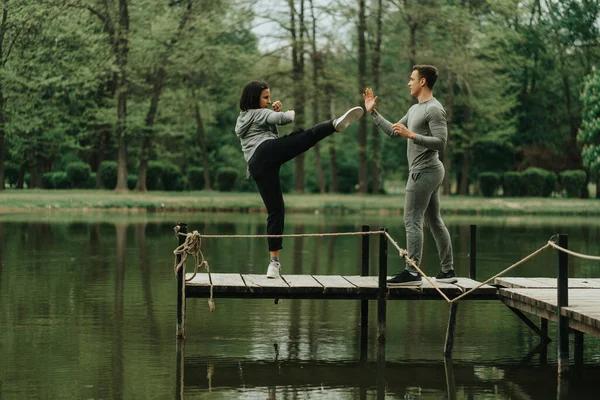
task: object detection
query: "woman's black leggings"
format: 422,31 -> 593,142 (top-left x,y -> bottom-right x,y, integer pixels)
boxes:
248,120 -> 335,251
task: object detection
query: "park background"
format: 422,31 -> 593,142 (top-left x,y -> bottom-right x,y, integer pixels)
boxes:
0,0 -> 598,208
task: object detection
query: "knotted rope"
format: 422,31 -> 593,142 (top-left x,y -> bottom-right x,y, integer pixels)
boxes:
174,227 -> 215,322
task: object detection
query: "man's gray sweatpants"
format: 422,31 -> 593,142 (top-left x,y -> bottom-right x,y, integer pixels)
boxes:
404,165 -> 453,273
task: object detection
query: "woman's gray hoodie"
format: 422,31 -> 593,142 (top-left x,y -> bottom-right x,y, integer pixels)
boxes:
235,108 -> 294,163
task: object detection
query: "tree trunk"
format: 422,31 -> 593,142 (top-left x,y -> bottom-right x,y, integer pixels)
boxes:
16,163 -> 25,189
370,0 -> 382,194
326,96 -> 338,192
136,2 -> 192,191
0,7 -> 7,191
459,146 -> 470,195
115,0 -> 130,192
290,0 -> 306,193
193,92 -> 212,191
309,0 -> 325,193
136,67 -> 165,192
442,72 -> 455,195
0,88 -> 4,191
357,0 -> 367,193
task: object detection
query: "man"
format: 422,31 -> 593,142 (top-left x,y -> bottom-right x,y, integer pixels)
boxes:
363,65 -> 456,285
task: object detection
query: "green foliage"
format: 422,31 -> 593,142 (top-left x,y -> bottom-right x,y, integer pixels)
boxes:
42,172 -> 54,189
127,175 -> 137,190
521,167 -> 555,197
187,167 -> 205,190
87,173 -> 97,189
66,162 -> 92,188
216,167 -> 238,192
578,67 -> 600,174
51,172 -> 70,189
478,172 -> 500,197
4,163 -> 19,187
146,162 -> 164,190
560,170 -> 586,198
543,171 -> 558,197
99,161 -> 118,189
503,171 -> 522,197
160,162 -> 182,191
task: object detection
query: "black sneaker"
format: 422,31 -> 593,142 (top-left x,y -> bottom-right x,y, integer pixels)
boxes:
436,269 -> 458,283
387,270 -> 422,286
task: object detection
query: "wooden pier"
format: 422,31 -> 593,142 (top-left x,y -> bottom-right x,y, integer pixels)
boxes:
185,273 -> 497,300
496,277 -> 600,338
176,225 -> 598,377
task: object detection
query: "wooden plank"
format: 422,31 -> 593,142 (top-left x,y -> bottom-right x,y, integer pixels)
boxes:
209,273 -> 248,293
496,277 -> 600,289
242,274 -> 290,293
452,277 -> 496,295
312,275 -> 359,294
186,273 -> 210,286
281,275 -> 325,294
500,297 -> 600,338
283,274 -> 324,288
499,288 -> 600,336
495,277 -> 554,288
344,275 -> 379,295
343,276 -> 379,293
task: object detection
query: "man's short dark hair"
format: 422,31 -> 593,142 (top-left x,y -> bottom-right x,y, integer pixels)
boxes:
413,65 -> 438,89
239,81 -> 269,111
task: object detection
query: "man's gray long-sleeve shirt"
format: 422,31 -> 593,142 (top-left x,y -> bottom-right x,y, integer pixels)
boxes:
235,108 -> 294,163
372,97 -> 447,172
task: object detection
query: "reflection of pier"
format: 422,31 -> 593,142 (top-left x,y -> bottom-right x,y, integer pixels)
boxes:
175,352 -> 600,399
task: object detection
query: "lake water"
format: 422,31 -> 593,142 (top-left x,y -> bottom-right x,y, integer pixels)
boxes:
1,212 -> 599,399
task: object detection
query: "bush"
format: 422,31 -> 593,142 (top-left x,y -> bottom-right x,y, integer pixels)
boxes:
43,172 -> 55,189
216,167 -> 238,191
51,172 -> 70,189
146,161 -> 164,190
503,171 -> 522,197
87,173 -> 97,189
337,162 -> 359,193
521,167 -> 548,197
127,174 -> 137,190
560,169 -> 586,198
4,163 -> 19,187
478,172 -> 500,197
161,162 -> 182,191
66,162 -> 92,188
99,161 -> 118,189
187,167 -> 205,190
543,171 -> 557,197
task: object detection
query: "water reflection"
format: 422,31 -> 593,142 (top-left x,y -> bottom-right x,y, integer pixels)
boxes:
1,214 -> 600,399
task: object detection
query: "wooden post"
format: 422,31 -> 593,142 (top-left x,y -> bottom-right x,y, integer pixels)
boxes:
377,228 -> 388,344
176,223 -> 187,339
360,225 -> 370,358
444,356 -> 457,400
444,303 -> 458,356
376,342 -> 386,400
557,233 -> 569,376
574,331 -> 584,367
176,340 -> 185,399
469,225 -> 476,280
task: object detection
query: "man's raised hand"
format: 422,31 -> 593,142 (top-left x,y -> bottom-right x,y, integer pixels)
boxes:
363,88 -> 378,113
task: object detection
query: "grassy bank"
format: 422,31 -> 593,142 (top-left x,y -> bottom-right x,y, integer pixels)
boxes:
0,189 -> 599,216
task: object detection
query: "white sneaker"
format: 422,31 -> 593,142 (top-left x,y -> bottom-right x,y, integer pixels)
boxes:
333,106 -> 364,132
266,261 -> 281,279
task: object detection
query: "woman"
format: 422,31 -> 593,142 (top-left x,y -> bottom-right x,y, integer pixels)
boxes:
236,80 -> 363,278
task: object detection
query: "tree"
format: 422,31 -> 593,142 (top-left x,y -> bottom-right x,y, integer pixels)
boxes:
578,67 -> 600,197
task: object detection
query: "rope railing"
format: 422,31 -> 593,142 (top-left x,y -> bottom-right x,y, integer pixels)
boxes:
173,227 -> 600,307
